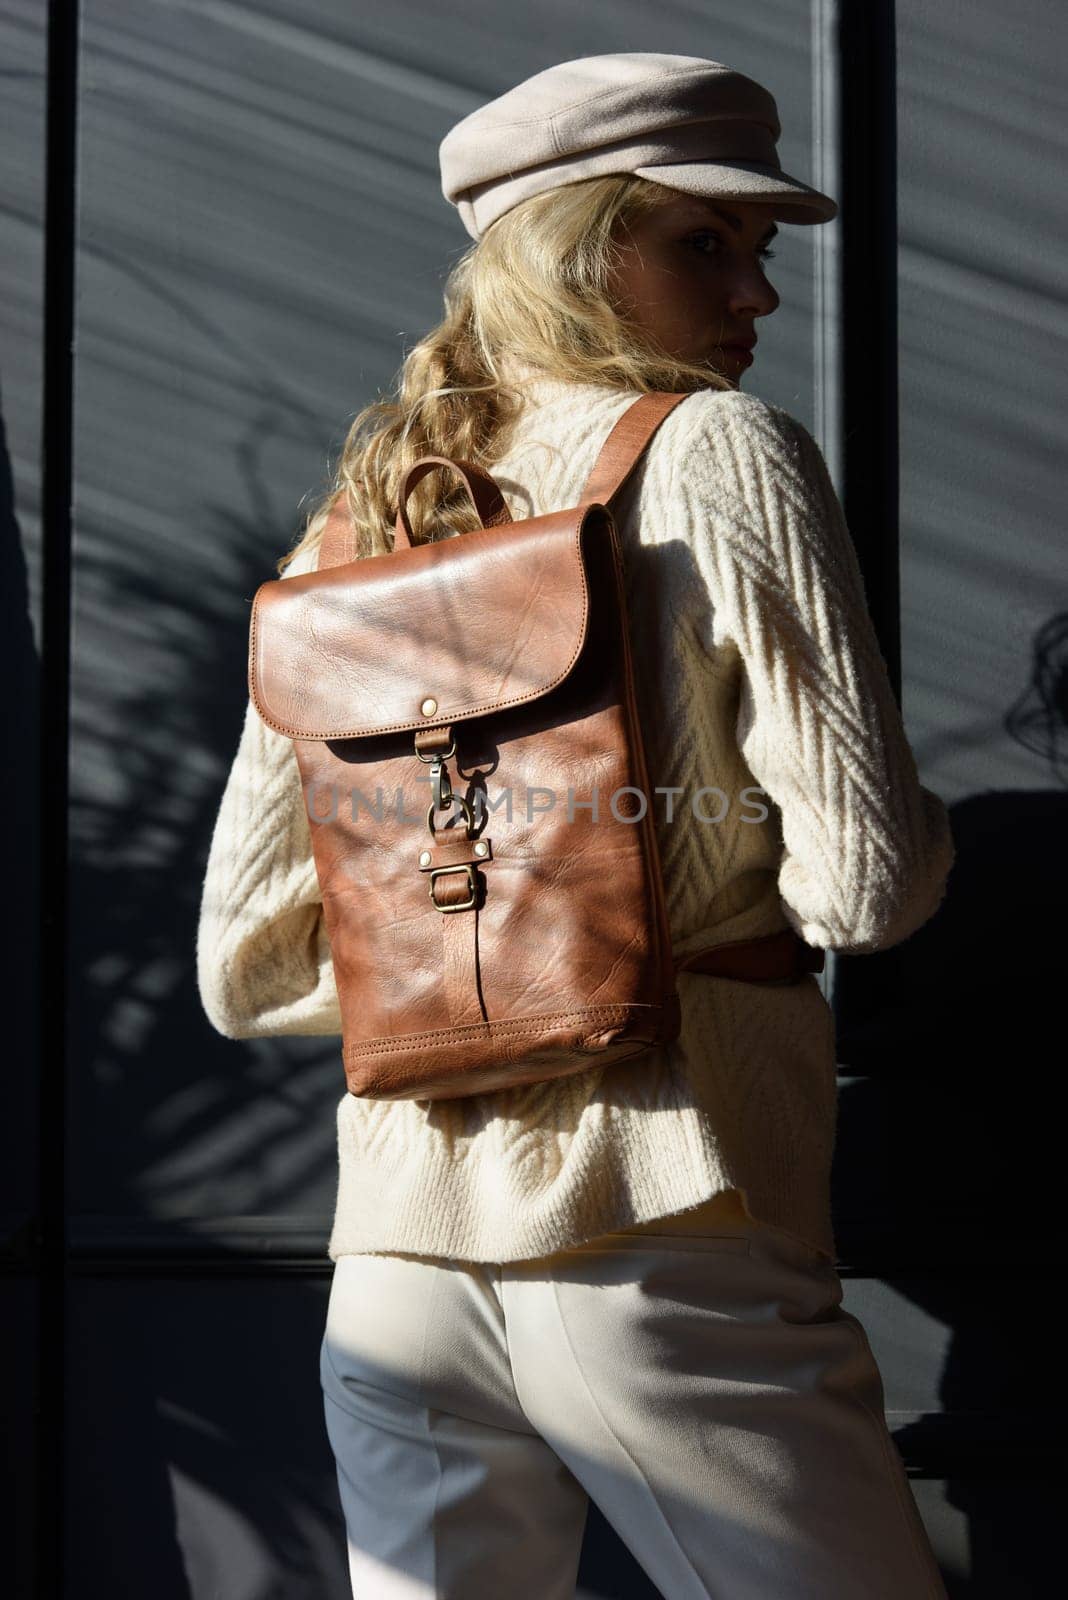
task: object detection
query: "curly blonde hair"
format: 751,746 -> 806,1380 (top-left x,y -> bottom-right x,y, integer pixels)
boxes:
279,173 -> 737,574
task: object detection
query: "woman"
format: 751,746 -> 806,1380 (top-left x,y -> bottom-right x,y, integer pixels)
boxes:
197,53 -> 954,1599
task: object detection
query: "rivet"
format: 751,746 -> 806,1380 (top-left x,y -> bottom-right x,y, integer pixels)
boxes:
420,696 -> 437,716
419,850 -> 431,866
474,841 -> 487,855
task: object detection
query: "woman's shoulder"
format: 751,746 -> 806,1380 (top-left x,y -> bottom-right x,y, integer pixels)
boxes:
498,382 -> 824,531
652,388 -> 829,515
662,387 -> 811,461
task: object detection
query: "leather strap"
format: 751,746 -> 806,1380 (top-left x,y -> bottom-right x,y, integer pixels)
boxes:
414,724 -> 455,758
419,834 -> 491,1027
579,390 -> 691,507
676,930 -> 825,983
441,889 -> 489,1026
394,457 -> 512,551
317,491 -> 362,569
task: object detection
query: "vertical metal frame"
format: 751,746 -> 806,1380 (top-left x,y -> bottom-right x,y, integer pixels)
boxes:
811,0 -> 901,1018
37,3 -> 79,1595
837,0 -> 901,692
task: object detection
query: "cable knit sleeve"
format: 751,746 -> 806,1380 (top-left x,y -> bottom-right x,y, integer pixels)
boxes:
195,543 -> 343,1037
680,390 -> 955,953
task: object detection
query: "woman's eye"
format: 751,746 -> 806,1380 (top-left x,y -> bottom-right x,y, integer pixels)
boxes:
688,230 -> 776,262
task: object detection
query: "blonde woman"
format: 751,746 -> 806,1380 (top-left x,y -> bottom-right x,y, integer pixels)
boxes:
197,54 -> 953,1600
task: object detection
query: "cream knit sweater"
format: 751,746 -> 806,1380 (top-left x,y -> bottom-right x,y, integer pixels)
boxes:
196,378 -> 954,1265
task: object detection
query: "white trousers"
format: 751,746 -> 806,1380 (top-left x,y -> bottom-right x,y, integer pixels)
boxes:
319,1198 -> 948,1599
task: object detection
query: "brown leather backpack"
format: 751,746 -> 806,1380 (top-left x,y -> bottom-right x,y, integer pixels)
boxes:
248,391 -> 823,1101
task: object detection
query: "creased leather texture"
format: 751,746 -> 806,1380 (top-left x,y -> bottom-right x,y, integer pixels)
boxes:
247,395 -> 690,1099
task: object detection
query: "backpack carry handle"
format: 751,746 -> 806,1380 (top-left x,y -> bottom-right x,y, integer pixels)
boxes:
394,456 -> 513,551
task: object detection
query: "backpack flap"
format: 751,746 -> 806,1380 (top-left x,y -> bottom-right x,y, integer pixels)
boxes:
248,506 -> 592,740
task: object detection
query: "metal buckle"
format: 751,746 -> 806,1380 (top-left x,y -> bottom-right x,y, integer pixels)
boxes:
430,758 -> 452,812
426,797 -> 475,836
414,733 -> 458,816
428,864 -> 477,912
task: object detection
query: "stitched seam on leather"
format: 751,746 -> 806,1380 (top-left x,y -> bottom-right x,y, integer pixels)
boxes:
344,1005 -> 665,1056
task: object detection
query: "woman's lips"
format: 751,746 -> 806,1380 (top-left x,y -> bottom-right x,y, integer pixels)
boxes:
721,344 -> 754,365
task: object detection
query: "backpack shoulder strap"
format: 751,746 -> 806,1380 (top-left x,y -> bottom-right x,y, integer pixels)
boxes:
579,390 -> 691,508
316,491 -> 362,570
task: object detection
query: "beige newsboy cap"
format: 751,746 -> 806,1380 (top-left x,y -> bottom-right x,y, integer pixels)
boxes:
440,52 -> 837,241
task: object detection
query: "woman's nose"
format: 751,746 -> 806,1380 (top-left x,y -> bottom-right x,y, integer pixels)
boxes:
728,274 -> 779,317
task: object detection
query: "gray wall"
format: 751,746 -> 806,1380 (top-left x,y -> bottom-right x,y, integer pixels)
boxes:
4,0 -> 1063,1594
